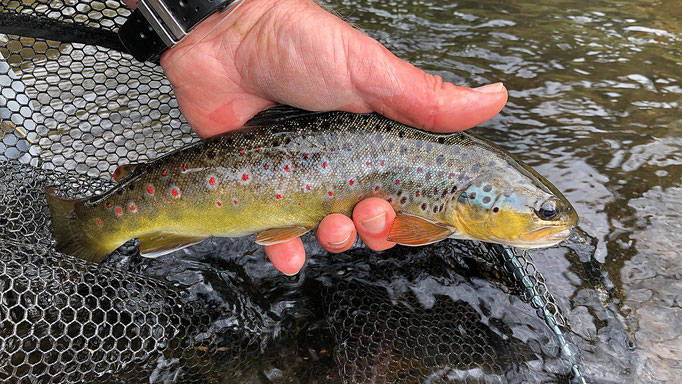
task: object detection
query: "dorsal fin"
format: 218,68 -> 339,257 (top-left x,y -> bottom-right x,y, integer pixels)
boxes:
243,105 -> 330,128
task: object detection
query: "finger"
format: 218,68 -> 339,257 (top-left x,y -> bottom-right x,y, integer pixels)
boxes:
122,0 -> 137,9
316,214 -> 357,253
263,237 -> 306,276
352,198 -> 396,251
347,34 -> 508,132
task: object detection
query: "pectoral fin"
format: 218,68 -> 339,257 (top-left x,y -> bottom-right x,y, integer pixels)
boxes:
256,226 -> 312,246
387,213 -> 454,246
138,232 -> 209,258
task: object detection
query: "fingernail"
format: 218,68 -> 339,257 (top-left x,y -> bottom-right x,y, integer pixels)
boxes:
360,212 -> 386,234
473,82 -> 504,93
282,271 -> 298,277
328,232 -> 352,247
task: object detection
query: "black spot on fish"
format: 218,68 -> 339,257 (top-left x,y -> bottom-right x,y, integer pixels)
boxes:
117,189 -> 124,196
433,206 -> 439,213
128,184 -> 135,191
433,187 -> 439,195
493,207 -> 500,213
437,137 -> 445,144
451,185 -> 457,193
400,146 -> 407,155
439,205 -> 444,212
397,190 -> 403,197
425,172 -> 432,182
436,155 -> 445,165
469,192 -> 476,199
482,196 -> 491,204
441,189 -> 448,198
387,197 -> 393,203
207,150 -> 216,160
483,185 -> 492,193
398,131 -> 405,138
400,196 -> 407,204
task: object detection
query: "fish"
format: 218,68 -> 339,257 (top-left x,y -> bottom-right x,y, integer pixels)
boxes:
45,106 -> 578,262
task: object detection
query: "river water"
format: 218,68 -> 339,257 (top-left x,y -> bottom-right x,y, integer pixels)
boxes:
321,0 -> 680,381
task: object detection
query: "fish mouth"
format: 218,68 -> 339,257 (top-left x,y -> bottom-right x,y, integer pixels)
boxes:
511,225 -> 573,249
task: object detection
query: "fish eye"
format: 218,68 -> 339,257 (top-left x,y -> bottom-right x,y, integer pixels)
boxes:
535,199 -> 559,221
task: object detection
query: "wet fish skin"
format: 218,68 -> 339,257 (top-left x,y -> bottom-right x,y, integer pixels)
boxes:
46,106 -> 578,262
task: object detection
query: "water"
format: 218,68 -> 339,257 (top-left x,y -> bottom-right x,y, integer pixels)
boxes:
311,0 -> 680,381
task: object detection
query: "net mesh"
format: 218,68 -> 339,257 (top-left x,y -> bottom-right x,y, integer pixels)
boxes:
0,0 -> 587,382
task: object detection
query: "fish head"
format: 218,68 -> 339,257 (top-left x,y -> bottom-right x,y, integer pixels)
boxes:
449,174 -> 578,248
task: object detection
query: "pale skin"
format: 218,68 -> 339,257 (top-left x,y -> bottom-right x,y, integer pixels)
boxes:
123,0 -> 508,275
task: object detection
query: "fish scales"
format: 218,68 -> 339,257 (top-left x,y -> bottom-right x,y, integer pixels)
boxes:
46,106 -> 578,261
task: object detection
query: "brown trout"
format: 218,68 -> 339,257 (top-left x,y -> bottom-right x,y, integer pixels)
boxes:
46,106 -> 578,262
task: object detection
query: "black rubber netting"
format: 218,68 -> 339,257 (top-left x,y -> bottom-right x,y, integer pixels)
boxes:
0,0 -> 589,382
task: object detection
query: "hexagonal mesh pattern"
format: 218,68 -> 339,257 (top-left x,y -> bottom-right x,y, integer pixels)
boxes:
0,2 -> 585,383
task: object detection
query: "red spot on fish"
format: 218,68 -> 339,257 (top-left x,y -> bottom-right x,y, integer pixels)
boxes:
106,202 -> 112,208
322,161 -> 328,169
328,191 -> 333,196
130,205 -> 136,211
256,146 -> 260,152
233,199 -> 238,205
161,170 -> 167,176
116,208 -> 122,215
264,163 -> 270,170
171,188 -> 179,197
349,179 -> 355,186
147,186 -> 154,194
416,191 -> 420,197
375,186 -> 381,191
284,165 -> 290,172
449,172 -> 456,179
276,194 -> 282,200
380,161 -> 385,166
417,167 -> 423,173
306,185 -> 311,190
358,196 -> 362,200
298,202 -> 301,206
366,161 -> 372,166
395,180 -> 400,185
242,173 -> 249,181
209,177 -> 216,186
182,164 -> 188,171
239,150 -> 244,155
97,220 -> 102,226
216,201 -> 222,207
303,153 -> 309,159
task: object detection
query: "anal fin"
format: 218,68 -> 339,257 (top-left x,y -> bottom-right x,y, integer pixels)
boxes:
256,226 -> 312,246
387,213 -> 454,246
138,232 -> 209,258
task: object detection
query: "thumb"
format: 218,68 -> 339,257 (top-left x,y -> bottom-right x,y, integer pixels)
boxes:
349,38 -> 508,132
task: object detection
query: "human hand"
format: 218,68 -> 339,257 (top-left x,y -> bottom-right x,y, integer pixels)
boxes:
123,0 -> 507,275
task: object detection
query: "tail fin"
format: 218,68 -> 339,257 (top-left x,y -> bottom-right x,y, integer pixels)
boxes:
44,186 -> 105,262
